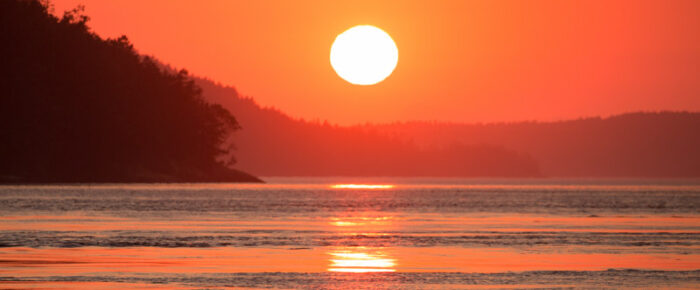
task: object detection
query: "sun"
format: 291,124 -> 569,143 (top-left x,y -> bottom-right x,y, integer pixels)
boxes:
330,25 -> 398,85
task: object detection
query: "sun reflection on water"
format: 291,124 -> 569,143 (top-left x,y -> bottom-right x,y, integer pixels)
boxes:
330,184 -> 395,189
329,216 -> 393,227
328,249 -> 396,273
327,211 -> 397,273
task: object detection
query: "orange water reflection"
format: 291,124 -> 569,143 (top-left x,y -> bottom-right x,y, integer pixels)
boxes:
330,184 -> 394,189
327,210 -> 398,273
328,249 -> 396,273
329,216 -> 394,228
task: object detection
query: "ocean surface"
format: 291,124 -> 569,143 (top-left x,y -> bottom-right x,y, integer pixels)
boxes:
0,178 -> 698,289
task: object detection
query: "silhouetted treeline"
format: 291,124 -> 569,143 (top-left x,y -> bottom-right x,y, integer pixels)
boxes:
7,0 -> 686,180
0,0 -> 260,182
196,78 -> 541,177
359,112 -> 700,177
198,76 -> 698,178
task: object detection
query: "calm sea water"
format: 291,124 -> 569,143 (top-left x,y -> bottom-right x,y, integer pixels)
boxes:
0,178 -> 699,289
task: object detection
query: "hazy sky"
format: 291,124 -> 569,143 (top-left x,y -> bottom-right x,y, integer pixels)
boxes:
52,0 -> 700,125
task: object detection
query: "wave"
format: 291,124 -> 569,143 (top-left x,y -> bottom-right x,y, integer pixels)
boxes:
1,186 -> 698,216
2,269 -> 699,288
1,231 -> 698,251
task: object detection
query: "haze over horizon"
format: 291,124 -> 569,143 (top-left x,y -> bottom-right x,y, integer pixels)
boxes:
51,0 -> 700,125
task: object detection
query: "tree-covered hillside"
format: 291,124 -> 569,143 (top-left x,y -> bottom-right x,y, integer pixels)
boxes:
196,78 -> 542,177
197,76 -> 698,178
0,0 -> 260,182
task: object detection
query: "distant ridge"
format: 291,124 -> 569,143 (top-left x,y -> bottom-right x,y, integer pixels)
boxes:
196,76 -> 699,178
196,78 -> 541,177
359,111 -> 700,177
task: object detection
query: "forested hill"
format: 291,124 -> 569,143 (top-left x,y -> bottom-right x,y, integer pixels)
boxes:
358,112 -> 700,177
8,0 -> 692,180
0,0 -> 260,183
197,76 -> 699,178
197,78 -> 541,177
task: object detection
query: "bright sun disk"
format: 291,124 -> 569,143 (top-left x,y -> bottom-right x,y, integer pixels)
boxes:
330,25 -> 398,85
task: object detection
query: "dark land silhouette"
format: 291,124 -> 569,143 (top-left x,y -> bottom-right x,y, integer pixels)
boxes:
2,0 -> 697,181
0,0 -> 260,182
197,78 -> 541,177
357,112 -> 700,177
199,77 -> 699,178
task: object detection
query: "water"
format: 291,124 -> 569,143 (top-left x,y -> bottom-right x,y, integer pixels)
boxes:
0,178 -> 699,289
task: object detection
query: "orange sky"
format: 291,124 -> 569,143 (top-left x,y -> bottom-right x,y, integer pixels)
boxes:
51,0 -> 700,125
